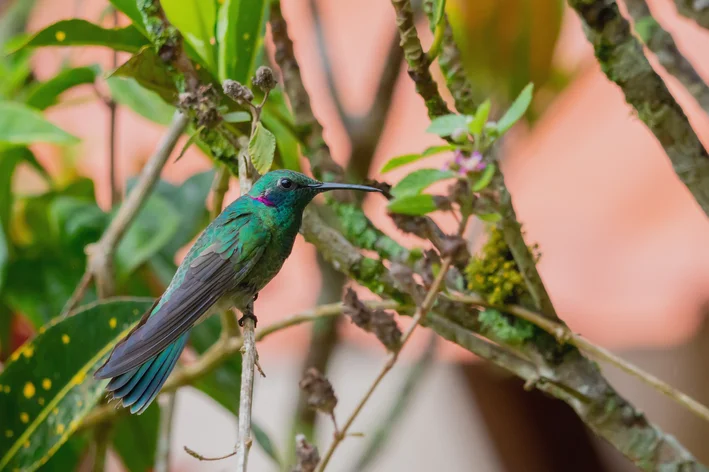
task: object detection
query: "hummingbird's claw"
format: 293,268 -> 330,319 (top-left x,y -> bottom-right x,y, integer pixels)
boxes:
238,312 -> 258,327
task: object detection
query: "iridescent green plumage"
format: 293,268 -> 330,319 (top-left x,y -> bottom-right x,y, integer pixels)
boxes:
94,170 -> 382,413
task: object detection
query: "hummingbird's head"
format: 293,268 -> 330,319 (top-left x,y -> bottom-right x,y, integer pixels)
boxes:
247,170 -> 382,211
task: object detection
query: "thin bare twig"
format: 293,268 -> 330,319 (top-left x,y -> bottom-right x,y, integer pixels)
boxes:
235,147 -> 257,472
60,112 -> 189,311
316,217 -> 467,472
350,334 -> 438,472
154,392 -> 176,472
108,8 -> 119,207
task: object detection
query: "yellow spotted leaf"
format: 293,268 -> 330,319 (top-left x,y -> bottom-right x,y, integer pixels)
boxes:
0,298 -> 154,471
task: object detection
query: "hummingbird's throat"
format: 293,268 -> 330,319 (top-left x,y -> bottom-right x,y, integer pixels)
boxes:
248,195 -> 276,207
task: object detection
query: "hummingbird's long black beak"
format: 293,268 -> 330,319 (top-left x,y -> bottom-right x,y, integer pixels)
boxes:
308,182 -> 383,193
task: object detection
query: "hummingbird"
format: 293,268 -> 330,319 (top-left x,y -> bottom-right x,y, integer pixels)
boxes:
94,170 -> 382,414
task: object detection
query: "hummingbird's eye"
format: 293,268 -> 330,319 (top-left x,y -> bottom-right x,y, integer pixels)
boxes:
278,178 -> 294,190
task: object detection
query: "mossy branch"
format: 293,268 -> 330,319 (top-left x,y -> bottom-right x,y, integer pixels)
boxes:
626,0 -> 709,114
568,0 -> 709,217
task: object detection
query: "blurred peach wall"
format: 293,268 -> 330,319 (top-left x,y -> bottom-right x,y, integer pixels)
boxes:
25,0 -> 709,361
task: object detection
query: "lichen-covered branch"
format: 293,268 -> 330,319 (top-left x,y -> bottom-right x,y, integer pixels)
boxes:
626,0 -> 709,113
674,0 -> 709,30
391,0 -> 450,117
568,0 -> 709,216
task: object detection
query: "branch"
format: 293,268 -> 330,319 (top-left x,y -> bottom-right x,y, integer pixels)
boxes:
60,112 -> 189,313
350,334 -> 437,472
270,0 -> 344,182
79,300 -> 398,431
568,0 -> 709,217
154,392 -> 176,472
316,217 -> 467,471
236,144 -> 256,472
625,0 -> 709,114
108,9 -> 120,207
448,292 -> 709,425
674,0 -> 709,29
390,0 -> 450,118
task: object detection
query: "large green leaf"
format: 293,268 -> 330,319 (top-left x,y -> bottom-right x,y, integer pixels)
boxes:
161,0 -> 217,73
25,66 -> 99,110
112,47 -> 179,104
0,102 -> 78,145
112,403 -> 159,472
216,0 -> 269,83
109,0 -> 148,36
106,76 -> 175,126
8,20 -> 149,53
115,194 -> 181,277
0,298 -> 154,472
387,194 -> 439,216
391,169 -> 456,198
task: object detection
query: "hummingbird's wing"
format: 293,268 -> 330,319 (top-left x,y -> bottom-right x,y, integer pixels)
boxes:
95,214 -> 270,378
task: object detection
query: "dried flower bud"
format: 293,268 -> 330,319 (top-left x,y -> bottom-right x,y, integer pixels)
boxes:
223,79 -> 254,103
299,368 -> 337,415
252,66 -> 277,92
291,434 -> 320,472
343,288 -> 402,351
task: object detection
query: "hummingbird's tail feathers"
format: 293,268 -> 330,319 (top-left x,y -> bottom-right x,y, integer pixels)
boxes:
105,333 -> 188,414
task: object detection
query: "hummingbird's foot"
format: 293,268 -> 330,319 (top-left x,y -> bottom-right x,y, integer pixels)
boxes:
238,312 -> 258,327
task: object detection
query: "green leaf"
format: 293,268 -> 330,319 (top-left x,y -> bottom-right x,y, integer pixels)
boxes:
106,76 -> 175,125
0,102 -> 78,145
223,111 -> 251,123
468,99 -> 491,136
252,422 -> 282,467
496,83 -> 534,135
112,403 -> 159,472
422,144 -> 457,156
109,0 -> 148,36
248,122 -> 276,174
0,298 -> 154,472
471,163 -> 496,192
25,66 -> 99,110
192,316 -> 241,413
380,154 -> 422,174
426,114 -> 469,137
387,194 -> 439,216
433,0 -> 447,26
217,0 -> 269,83
478,212 -> 502,223
161,0 -> 217,73
8,20 -> 149,53
391,169 -> 455,198
115,194 -> 181,276
112,47 -> 179,104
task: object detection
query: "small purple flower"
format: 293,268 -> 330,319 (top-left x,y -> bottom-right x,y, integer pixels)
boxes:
457,151 -> 486,175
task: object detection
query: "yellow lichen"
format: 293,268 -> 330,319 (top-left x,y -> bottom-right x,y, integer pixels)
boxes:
42,379 -> 52,390
55,31 -> 66,41
20,412 -> 29,424
61,334 -> 70,344
23,382 -> 35,399
109,318 -> 117,329
21,344 -> 34,359
56,424 -> 65,434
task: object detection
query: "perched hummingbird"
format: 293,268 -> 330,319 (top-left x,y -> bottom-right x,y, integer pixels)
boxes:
94,170 -> 382,413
